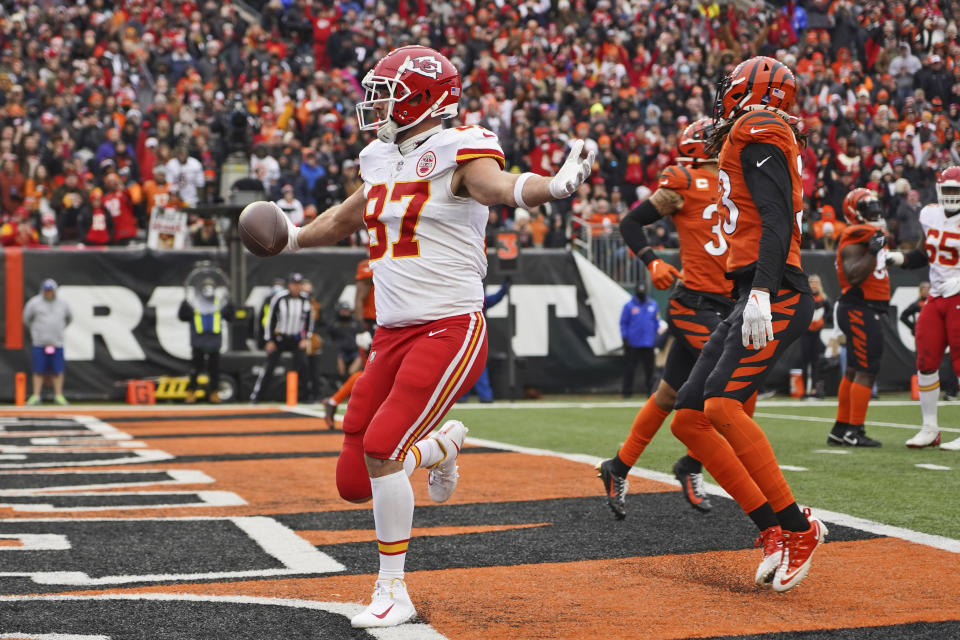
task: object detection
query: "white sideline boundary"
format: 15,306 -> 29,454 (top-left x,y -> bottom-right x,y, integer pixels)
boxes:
0,594 -> 446,640
465,435 -> 960,554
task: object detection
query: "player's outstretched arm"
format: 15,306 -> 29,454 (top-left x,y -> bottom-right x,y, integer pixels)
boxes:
456,139 -> 594,208
285,186 -> 366,251
886,248 -> 929,269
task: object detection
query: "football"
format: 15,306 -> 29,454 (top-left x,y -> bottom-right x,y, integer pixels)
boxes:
238,201 -> 288,257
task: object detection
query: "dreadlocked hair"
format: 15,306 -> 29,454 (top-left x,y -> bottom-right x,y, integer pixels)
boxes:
706,108 -> 807,157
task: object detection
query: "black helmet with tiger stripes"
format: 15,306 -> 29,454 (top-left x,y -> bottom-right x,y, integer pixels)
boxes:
676,118 -> 717,163
713,56 -> 797,123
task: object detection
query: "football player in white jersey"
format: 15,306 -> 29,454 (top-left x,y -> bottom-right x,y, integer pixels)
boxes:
888,166 -> 960,450
277,45 -> 593,628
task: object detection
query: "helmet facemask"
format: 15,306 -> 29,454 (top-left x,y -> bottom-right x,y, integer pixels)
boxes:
858,198 -> 885,228
356,74 -> 413,144
938,182 -> 960,215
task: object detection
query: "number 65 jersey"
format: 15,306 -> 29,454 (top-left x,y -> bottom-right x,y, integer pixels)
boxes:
920,203 -> 960,298
358,126 -> 504,328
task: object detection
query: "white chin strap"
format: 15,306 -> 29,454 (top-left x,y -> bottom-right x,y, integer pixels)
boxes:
397,124 -> 443,155
377,120 -> 399,144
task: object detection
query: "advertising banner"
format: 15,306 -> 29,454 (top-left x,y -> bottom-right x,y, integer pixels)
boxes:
0,248 -> 931,401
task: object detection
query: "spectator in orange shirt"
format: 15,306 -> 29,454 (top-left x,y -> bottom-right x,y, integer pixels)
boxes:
143,167 -> 179,219
810,205 -> 846,250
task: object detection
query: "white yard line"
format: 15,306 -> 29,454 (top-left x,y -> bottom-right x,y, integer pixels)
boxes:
753,411 -> 960,434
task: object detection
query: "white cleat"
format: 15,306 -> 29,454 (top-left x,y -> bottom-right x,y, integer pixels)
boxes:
940,436 -> 960,450
906,428 -> 941,449
427,420 -> 468,503
351,578 -> 417,628
754,525 -> 784,586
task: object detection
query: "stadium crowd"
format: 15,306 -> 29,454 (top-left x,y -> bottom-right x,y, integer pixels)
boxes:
0,0 -> 958,252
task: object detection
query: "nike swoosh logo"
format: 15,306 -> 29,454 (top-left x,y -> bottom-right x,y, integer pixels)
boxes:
428,328 -> 447,337
756,156 -> 772,168
373,604 -> 395,619
750,127 -> 768,134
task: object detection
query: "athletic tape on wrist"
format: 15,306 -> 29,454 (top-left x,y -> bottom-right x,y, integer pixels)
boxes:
514,172 -> 535,209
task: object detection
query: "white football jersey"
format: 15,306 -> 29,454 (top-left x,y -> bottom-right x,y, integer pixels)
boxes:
919,204 -> 960,298
358,126 -> 504,327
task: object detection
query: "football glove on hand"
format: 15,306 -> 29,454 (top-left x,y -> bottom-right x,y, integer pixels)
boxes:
886,251 -> 905,266
868,230 -> 886,255
647,259 -> 680,289
742,289 -> 774,350
355,331 -> 373,351
284,213 -> 301,252
549,139 -> 595,199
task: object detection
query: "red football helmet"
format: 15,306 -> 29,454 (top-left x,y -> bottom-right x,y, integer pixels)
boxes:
842,187 -> 883,226
676,118 -> 716,163
356,46 -> 461,143
713,56 -> 797,122
937,165 -> 960,215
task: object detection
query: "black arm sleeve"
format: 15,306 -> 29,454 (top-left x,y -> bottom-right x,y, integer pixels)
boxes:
740,142 -> 795,291
618,199 -> 663,264
903,248 -> 930,269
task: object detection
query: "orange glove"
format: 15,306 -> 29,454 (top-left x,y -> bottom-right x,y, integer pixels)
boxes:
647,258 -> 680,289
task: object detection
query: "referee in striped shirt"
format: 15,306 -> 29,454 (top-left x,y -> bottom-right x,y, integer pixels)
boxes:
250,272 -> 315,403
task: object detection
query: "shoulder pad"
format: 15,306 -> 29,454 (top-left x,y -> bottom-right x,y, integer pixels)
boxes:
730,111 -> 795,148
658,165 -> 692,192
447,126 -> 506,169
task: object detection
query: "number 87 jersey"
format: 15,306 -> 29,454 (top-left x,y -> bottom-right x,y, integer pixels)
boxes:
920,203 -> 960,298
358,125 -> 503,328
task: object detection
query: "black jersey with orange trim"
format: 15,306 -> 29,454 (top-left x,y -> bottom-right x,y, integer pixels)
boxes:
718,110 -> 806,291
658,164 -> 729,297
836,224 -> 891,305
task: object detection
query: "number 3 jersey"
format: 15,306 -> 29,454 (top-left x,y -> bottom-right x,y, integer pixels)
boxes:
920,204 -> 960,298
657,164 -> 728,297
717,110 -> 807,292
358,126 -> 504,327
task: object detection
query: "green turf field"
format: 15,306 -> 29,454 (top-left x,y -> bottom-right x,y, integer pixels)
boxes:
449,397 -> 960,541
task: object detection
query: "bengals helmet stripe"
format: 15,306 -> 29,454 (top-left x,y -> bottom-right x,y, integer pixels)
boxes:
842,188 -> 883,226
676,118 -> 716,163
715,56 -> 797,122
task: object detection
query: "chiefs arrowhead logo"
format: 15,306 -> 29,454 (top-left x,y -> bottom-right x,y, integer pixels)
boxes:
403,55 -> 441,79
417,151 -> 437,177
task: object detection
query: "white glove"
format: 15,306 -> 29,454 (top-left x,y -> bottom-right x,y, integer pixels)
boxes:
741,289 -> 774,350
886,251 -> 904,266
549,139 -> 595,199
355,331 -> 372,351
284,212 -> 301,252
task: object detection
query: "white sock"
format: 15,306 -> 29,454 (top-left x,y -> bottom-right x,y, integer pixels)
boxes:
918,371 -> 940,429
401,438 -> 445,476
371,470 -> 414,581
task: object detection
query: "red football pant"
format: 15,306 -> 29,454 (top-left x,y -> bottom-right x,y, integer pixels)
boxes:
336,312 -> 487,502
916,296 -> 960,375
